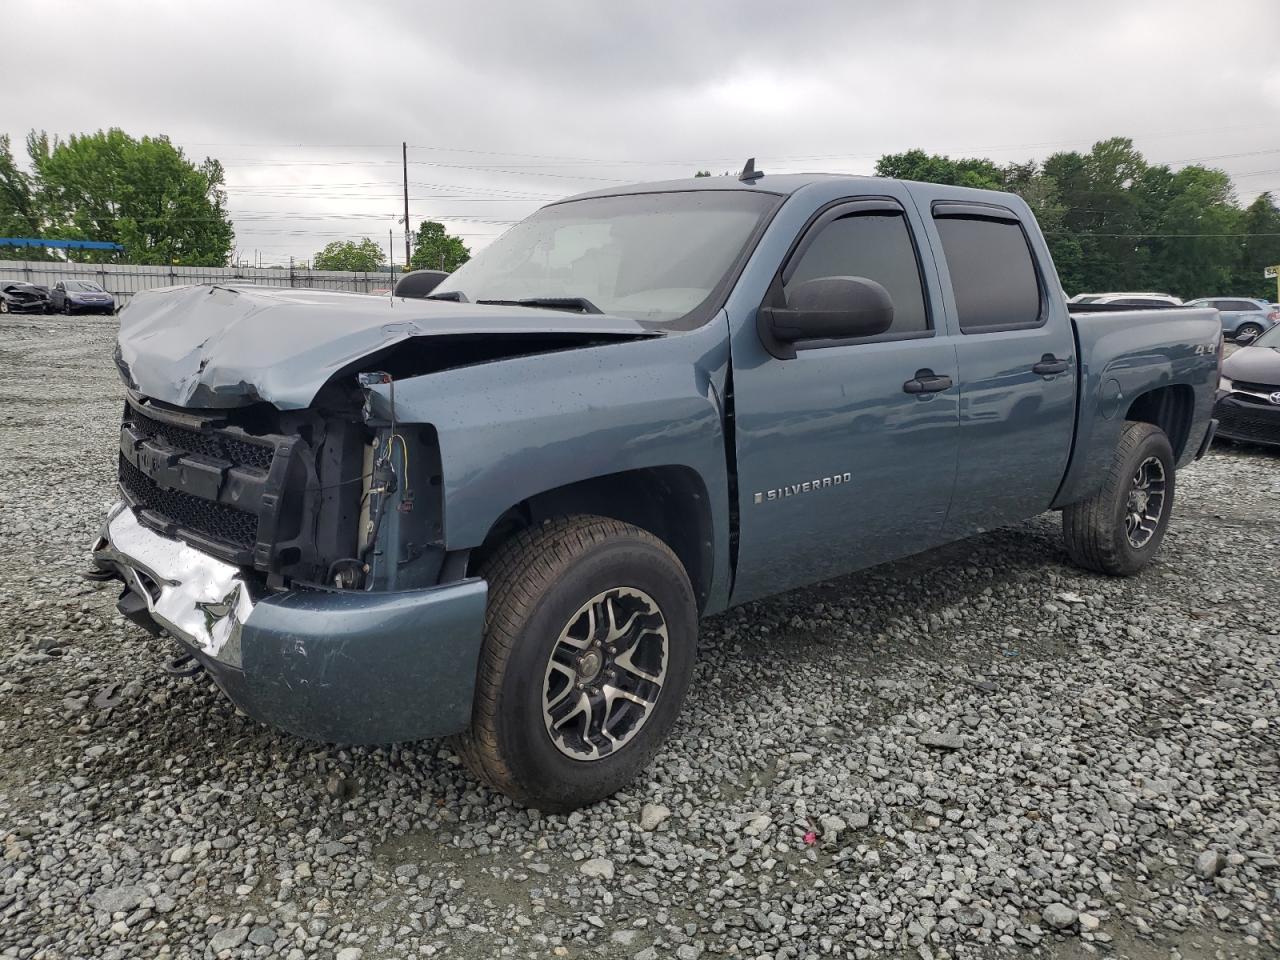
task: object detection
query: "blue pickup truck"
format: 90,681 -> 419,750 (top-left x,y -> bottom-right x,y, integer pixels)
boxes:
93,170 -> 1221,810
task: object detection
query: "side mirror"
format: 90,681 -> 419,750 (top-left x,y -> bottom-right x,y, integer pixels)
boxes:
766,276 -> 894,345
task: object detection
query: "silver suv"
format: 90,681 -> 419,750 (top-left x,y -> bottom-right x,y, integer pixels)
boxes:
1184,297 -> 1279,342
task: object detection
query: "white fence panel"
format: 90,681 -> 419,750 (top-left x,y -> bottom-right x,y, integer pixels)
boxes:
0,261 -> 396,306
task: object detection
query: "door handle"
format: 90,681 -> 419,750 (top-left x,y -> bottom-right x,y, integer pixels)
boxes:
903,370 -> 953,394
1032,355 -> 1070,376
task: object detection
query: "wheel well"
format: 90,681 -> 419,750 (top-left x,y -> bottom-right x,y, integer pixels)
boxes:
1126,385 -> 1194,459
470,466 -> 715,612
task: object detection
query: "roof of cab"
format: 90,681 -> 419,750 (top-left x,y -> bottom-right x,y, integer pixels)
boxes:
561,173 -> 882,203
558,172 -> 1024,210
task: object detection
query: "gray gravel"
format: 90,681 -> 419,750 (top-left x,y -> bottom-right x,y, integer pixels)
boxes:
1,315 -> 1277,960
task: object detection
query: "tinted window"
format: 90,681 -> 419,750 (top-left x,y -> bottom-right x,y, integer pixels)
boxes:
1111,298 -> 1171,307
1221,299 -> 1258,311
934,216 -> 1041,331
786,212 -> 929,336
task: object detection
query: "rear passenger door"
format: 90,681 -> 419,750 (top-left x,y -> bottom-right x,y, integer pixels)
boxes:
924,201 -> 1078,538
728,194 -> 960,604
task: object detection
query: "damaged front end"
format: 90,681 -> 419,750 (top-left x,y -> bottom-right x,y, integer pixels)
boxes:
91,382 -> 489,742
92,283 -> 658,743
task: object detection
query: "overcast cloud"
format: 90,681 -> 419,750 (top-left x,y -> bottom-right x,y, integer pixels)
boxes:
3,0 -> 1279,263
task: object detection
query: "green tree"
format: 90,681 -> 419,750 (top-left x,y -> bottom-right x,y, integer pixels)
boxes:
1138,164 -> 1238,297
875,149 -> 1004,190
694,170 -> 712,178
1233,193 -> 1280,300
0,135 -> 41,236
28,128 -> 233,265
313,238 -> 385,272
409,221 -> 470,273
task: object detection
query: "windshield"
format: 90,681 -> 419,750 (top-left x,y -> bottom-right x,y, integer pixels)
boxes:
1253,323 -> 1280,348
435,190 -> 778,325
67,281 -> 104,292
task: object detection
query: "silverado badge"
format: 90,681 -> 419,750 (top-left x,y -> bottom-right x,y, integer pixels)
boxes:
754,472 -> 853,504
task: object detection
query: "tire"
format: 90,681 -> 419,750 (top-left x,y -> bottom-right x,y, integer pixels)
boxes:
0,300 -> 8,314
456,515 -> 697,811
1235,323 -> 1263,342
1062,421 -> 1175,576
63,301 -> 72,316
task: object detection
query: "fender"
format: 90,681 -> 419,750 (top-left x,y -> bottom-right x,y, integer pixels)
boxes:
366,316 -> 735,612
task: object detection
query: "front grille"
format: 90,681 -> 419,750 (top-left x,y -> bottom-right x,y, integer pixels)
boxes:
129,408 -> 274,471
119,455 -> 260,548
1232,380 -> 1280,397
1215,399 -> 1280,445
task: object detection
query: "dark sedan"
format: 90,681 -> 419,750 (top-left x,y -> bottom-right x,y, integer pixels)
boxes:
1215,322 -> 1280,447
0,282 -> 52,314
51,279 -> 116,315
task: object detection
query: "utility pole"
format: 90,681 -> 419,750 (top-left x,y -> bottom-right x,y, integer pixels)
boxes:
402,141 -> 412,267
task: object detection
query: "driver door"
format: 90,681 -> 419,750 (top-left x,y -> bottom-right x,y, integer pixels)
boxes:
728,195 -> 960,604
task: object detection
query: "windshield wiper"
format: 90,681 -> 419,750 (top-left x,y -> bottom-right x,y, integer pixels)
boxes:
425,290 -> 468,302
475,296 -> 603,315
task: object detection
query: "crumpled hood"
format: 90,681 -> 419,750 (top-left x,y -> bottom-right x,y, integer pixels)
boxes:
1223,344 -> 1280,387
116,284 -> 656,409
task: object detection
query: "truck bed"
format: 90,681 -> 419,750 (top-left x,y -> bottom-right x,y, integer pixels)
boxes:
1053,306 -> 1221,508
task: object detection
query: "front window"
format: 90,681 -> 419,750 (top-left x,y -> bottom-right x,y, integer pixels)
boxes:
66,280 -> 104,292
1253,323 -> 1280,348
435,190 -> 779,325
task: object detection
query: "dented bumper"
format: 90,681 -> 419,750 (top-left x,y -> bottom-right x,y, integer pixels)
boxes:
92,503 -> 488,744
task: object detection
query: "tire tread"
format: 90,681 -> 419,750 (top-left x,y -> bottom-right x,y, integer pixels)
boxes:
1062,421 -> 1171,576
455,515 -> 683,808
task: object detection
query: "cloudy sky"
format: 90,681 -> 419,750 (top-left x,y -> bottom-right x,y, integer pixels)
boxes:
3,0 -> 1278,264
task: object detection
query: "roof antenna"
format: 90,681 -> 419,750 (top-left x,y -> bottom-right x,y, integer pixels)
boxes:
738,157 -> 764,183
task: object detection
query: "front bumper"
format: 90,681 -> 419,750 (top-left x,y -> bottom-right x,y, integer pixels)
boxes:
92,503 -> 488,744
1213,393 -> 1280,447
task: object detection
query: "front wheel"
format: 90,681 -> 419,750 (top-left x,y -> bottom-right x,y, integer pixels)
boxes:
456,515 -> 697,811
0,300 -> 8,314
1234,323 -> 1263,342
1062,421 -> 1175,576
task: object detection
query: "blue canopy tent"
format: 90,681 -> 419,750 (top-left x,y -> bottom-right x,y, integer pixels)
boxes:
0,238 -> 124,252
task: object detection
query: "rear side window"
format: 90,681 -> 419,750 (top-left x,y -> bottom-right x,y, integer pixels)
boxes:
1221,299 -> 1257,311
787,212 -> 929,336
934,215 -> 1042,332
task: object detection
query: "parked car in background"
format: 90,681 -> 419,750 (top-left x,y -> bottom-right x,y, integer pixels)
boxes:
50,280 -> 116,315
1215,321 -> 1280,446
1070,292 -> 1183,307
1184,297 -> 1279,342
0,282 -> 53,314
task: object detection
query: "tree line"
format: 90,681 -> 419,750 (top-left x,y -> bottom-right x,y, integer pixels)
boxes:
312,221 -> 471,273
0,129 -> 233,266
875,138 -> 1280,300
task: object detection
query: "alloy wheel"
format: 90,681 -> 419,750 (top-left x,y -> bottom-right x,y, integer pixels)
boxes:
542,586 -> 669,761
1124,456 -> 1167,548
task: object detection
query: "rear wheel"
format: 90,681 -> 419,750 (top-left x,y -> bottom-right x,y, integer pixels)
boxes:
1062,421 -> 1175,576
0,300 -> 8,314
1235,322 -> 1263,342
62,300 -> 72,316
456,515 -> 697,811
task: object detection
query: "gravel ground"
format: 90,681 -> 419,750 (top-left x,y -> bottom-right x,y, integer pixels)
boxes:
0,315 -> 1277,960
